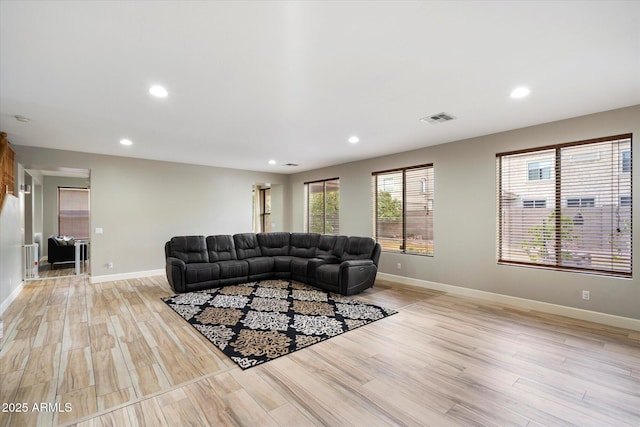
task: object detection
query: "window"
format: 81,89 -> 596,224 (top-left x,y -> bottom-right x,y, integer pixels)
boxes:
382,177 -> 395,193
523,199 -> 546,208
58,187 -> 90,239
527,160 -> 552,180
304,178 -> 339,234
259,188 -> 271,232
497,134 -> 632,277
621,150 -> 631,173
373,164 -> 434,255
566,197 -> 595,208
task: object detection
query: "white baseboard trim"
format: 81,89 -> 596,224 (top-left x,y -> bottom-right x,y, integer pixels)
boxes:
377,272 -> 640,332
0,280 -> 25,317
90,269 -> 165,284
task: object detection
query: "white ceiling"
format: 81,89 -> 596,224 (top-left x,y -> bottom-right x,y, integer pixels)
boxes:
1,1 -> 639,174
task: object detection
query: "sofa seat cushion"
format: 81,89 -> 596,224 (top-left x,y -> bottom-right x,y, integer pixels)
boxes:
246,256 -> 275,275
185,263 -> 220,284
272,256 -> 293,272
290,257 -> 310,277
315,264 -> 340,287
217,260 -> 249,279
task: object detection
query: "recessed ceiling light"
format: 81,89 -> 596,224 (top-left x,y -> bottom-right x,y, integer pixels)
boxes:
268,160 -> 277,165
510,87 -> 531,99
149,85 -> 168,98
120,138 -> 133,146
348,136 -> 360,144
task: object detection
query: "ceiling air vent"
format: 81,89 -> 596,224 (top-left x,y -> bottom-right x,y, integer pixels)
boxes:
420,112 -> 455,124
283,163 -> 299,167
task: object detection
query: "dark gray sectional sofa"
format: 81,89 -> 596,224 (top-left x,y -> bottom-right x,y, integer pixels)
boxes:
165,232 -> 381,295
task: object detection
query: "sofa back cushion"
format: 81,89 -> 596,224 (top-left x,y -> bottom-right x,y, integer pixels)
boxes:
289,233 -> 320,258
168,236 -> 208,263
341,236 -> 377,261
257,232 -> 290,256
317,234 -> 347,258
206,235 -> 237,262
233,233 -> 262,259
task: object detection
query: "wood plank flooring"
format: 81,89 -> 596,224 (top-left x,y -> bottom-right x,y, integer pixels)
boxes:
0,275 -> 638,426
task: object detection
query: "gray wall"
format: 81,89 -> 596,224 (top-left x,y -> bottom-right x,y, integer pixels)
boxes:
288,105 -> 640,320
13,147 -> 289,277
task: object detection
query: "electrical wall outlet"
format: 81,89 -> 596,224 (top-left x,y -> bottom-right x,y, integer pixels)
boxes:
582,290 -> 590,301
396,263 -> 402,270
107,262 -> 114,269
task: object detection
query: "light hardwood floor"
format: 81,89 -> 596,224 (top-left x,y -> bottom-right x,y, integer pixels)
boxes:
1,275 -> 639,426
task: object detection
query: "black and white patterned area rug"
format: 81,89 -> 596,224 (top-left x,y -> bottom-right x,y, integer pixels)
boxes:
162,280 -> 396,369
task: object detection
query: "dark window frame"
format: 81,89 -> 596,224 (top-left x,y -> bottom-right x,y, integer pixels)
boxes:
372,163 -> 434,256
304,177 -> 340,235
497,133 -> 632,277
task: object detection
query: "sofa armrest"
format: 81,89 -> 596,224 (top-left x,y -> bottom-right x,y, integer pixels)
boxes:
338,260 -> 377,295
316,254 -> 341,263
305,257 -> 333,285
339,259 -> 374,268
166,257 -> 186,293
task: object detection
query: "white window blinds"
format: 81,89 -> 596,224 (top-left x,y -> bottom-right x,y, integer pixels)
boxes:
58,187 -> 90,239
497,134 -> 632,277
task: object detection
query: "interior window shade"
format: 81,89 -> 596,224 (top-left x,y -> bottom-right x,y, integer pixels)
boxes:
58,187 -> 90,239
497,135 -> 632,276
373,164 -> 433,255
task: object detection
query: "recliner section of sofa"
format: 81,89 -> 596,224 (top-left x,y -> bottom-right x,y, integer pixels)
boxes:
315,236 -> 381,295
165,232 -> 381,295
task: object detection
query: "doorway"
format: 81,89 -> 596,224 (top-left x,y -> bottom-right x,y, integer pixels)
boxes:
24,167 -> 91,279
